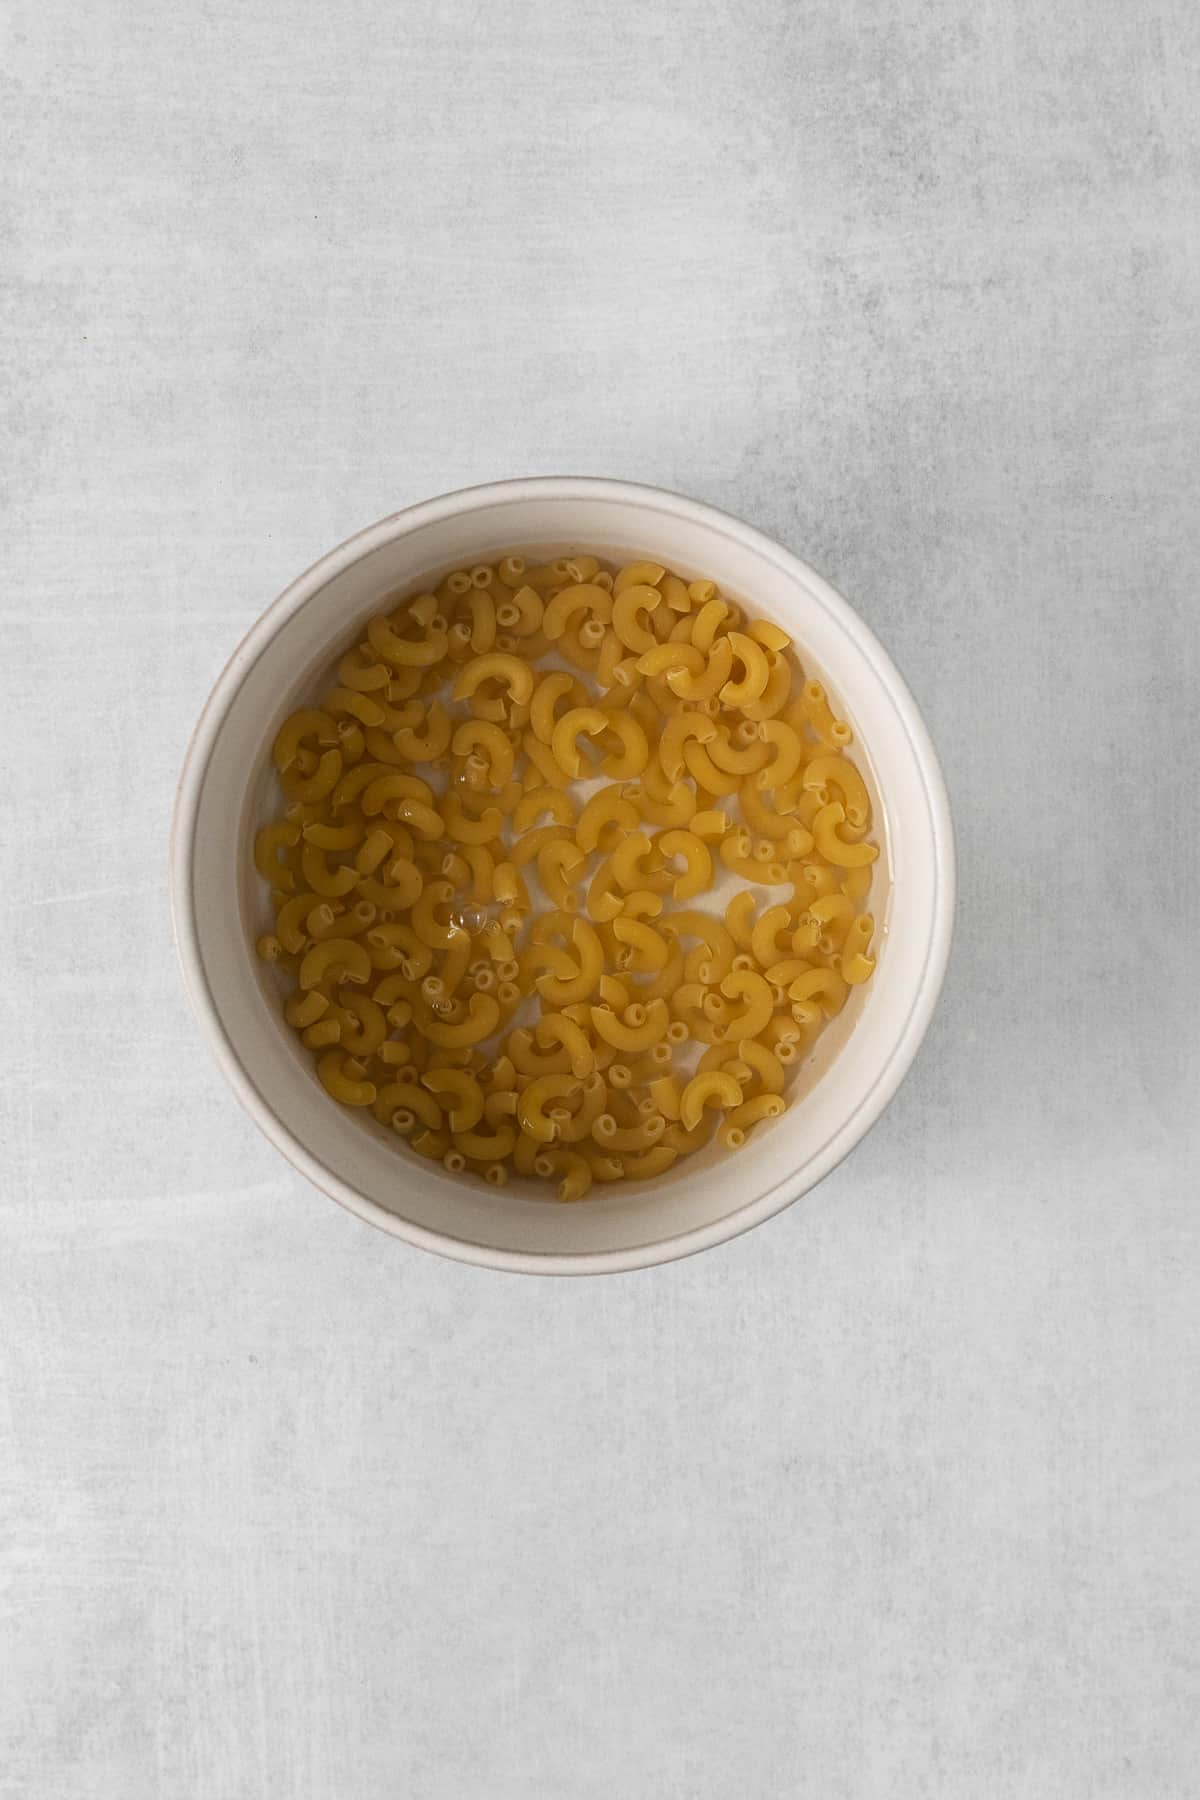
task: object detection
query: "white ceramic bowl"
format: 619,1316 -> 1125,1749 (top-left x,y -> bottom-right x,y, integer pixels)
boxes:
171,478 -> 954,1274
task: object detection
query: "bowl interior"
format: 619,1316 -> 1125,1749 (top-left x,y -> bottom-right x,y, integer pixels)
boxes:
178,486 -> 950,1269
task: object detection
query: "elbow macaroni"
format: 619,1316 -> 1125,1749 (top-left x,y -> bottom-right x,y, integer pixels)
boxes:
255,551 -> 883,1196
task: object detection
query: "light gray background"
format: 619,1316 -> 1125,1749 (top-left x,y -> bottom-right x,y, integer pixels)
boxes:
4,1 -> 1198,1795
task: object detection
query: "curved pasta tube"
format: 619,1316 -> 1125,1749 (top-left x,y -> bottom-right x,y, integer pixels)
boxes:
535,1014 -> 595,1078
299,843 -> 358,898
689,597 -> 730,653
720,1092 -> 786,1148
636,642 -> 705,682
411,880 -> 469,950
272,708 -> 338,771
789,966 -> 848,1018
658,573 -> 691,613
555,613 -> 604,670
550,1071 -> 609,1143
719,969 -> 774,1039
764,956 -> 817,989
659,910 -> 736,984
279,747 -> 343,804
537,838 -> 586,909
654,829 -> 712,901
755,720 -> 805,791
550,706 -> 608,778
724,890 -> 757,952
659,712 -> 717,782
406,1128 -> 451,1161
441,932 -> 472,996
704,728 -> 769,778
841,866 -> 873,907
513,785 -> 575,831
611,583 -> 663,653
586,857 -> 624,923
611,916 -> 670,972
806,893 -> 855,943
630,937 -> 685,1003
360,771 -> 435,816
732,1037 -> 785,1096
451,652 -> 536,707
800,679 -> 853,748
614,1145 -> 678,1180
841,913 -> 876,985
390,798 -> 445,841
493,582 -> 543,637
451,718 -> 514,788
613,561 -> 665,595
366,921 -> 433,978
589,998 -> 669,1051
367,614 -> 449,669
681,740 -> 740,798
301,1018 -> 341,1050
595,631 -> 631,689
529,1146 -> 593,1203
719,835 -> 788,885
605,832 -> 663,896
255,821 -> 300,890
534,919 -> 604,1006
420,992 -> 500,1047
597,713 -> 649,779
521,731 -> 571,789
749,905 -> 795,967
441,792 -> 504,845
333,761 -> 427,811
391,701 -> 452,762
316,1050 -> 376,1107
577,787 -> 638,854
303,818 -> 364,853
442,840 -> 494,904
740,657 -> 792,722
334,991 -> 387,1057
359,725 -> 413,766
420,1068 -> 485,1131
510,823 -> 575,868
542,582 -> 613,638
592,1112 -> 667,1152
373,1080 -> 443,1131
285,989 -> 329,1029
679,1070 -> 742,1131
338,649 -> 390,692
451,1122 -> 518,1162
646,1074 -> 683,1121
719,632 -> 771,707
356,856 -> 422,910
802,753 -> 871,827
517,1073 -> 580,1144
813,801 -> 878,868
626,777 -> 696,829
529,671 -> 589,744
323,686 -> 388,730
746,617 -> 791,653
665,636 -> 732,702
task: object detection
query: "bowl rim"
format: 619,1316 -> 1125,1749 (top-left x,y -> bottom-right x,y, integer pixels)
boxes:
170,476 -> 955,1275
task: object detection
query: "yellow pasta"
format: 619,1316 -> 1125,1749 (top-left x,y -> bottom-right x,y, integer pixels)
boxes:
452,652 -> 536,707
812,801 -> 879,868
679,1070 -> 742,1132
255,549 -> 883,1200
317,1050 -> 376,1107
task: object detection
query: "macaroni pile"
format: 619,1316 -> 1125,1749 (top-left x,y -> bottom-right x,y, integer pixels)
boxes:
254,553 -> 879,1202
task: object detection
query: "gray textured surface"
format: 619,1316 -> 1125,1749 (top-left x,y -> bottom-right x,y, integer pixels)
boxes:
4,1 -> 1200,1795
